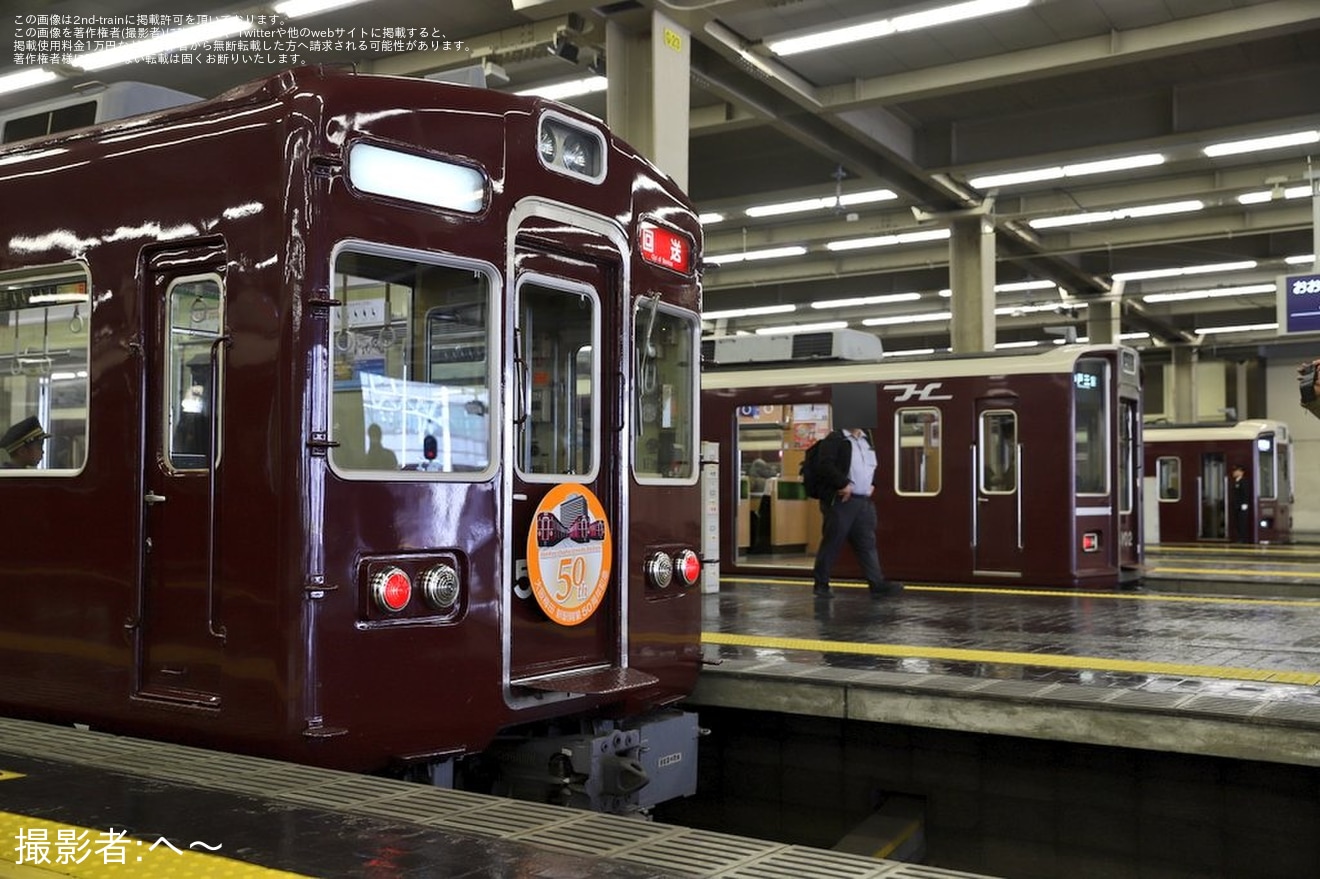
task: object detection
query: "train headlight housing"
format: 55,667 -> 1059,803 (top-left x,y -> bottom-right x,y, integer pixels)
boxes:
536,112 -> 605,182
420,562 -> 461,611
371,566 -> 412,612
675,549 -> 701,588
645,551 -> 673,589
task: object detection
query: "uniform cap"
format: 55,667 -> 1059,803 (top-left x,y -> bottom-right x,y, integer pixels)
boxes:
1,416 -> 50,454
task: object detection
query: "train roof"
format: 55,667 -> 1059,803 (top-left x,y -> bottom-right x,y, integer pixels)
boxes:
1143,419 -> 1291,443
701,342 -> 1135,390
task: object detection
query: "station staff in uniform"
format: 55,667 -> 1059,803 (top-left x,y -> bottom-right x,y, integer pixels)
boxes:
811,424 -> 902,599
0,416 -> 50,469
1230,464 -> 1251,543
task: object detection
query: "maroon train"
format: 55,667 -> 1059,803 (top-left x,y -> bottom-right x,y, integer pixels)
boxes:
1143,419 -> 1294,544
703,334 -> 1144,589
0,66 -> 705,810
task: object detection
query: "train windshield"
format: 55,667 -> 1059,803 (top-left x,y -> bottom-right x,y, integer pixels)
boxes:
328,247 -> 494,477
0,266 -> 90,474
633,301 -> 699,481
1074,357 -> 1111,495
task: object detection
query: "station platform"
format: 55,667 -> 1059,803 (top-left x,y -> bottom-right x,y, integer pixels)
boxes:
690,561 -> 1320,768
0,716 -> 995,879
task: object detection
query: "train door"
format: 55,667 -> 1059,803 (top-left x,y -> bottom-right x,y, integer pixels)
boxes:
507,230 -> 624,699
1117,396 -> 1141,568
1199,454 -> 1227,540
136,244 -> 228,706
974,402 -> 1022,576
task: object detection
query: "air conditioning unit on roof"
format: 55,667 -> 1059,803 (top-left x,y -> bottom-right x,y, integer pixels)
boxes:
705,328 -> 883,365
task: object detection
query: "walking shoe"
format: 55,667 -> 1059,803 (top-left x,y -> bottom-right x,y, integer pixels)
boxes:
812,588 -> 833,599
869,580 -> 904,597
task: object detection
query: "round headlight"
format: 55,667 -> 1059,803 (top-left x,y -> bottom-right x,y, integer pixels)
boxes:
645,552 -> 673,589
420,562 -> 461,611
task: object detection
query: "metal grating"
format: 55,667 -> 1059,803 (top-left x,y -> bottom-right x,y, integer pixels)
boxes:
433,798 -> 583,838
513,812 -> 683,856
1180,696 -> 1266,718
713,845 -> 898,877
1257,702 -> 1320,722
979,680 -> 1058,699
617,828 -> 785,875
1107,690 -> 1191,709
276,774 -> 421,809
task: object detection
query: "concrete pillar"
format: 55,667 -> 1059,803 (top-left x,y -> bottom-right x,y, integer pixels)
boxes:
605,11 -> 690,191
948,215 -> 994,354
1170,346 -> 1197,423
1087,298 -> 1120,345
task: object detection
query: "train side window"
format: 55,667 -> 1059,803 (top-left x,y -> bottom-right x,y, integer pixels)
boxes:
328,247 -> 495,478
516,279 -> 598,480
1156,456 -> 1181,501
979,410 -> 1017,494
1256,434 -> 1277,500
895,407 -> 941,495
633,301 -> 699,482
166,276 -> 224,470
0,266 -> 90,474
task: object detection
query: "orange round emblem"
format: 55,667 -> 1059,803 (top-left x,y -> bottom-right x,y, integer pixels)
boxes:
526,483 -> 613,626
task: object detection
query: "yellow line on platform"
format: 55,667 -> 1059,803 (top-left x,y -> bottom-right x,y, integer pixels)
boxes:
719,576 -> 1320,606
701,631 -> 1320,686
1147,565 -> 1320,580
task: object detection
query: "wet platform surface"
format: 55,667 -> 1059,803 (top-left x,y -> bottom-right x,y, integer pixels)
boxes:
0,717 -> 995,879
690,557 -> 1320,766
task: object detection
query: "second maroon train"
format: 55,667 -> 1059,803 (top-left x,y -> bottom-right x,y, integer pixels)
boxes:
702,333 -> 1145,589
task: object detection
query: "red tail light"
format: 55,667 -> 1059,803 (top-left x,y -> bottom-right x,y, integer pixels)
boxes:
371,566 -> 412,612
675,550 -> 701,587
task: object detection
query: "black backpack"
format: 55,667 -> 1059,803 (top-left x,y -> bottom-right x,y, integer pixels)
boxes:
800,439 -> 825,499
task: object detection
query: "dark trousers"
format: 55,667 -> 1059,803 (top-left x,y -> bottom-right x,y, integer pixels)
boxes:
812,495 -> 886,590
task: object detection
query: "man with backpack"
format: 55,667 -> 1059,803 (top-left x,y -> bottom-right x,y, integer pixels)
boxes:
806,423 -> 903,600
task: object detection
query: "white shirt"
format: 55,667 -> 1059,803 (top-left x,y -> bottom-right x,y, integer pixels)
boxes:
845,430 -> 877,497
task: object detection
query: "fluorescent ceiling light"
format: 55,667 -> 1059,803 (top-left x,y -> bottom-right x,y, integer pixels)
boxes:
883,348 -> 939,357
1029,200 -> 1202,229
995,340 -> 1040,349
1237,185 -> 1311,205
993,280 -> 1058,293
994,302 -> 1087,316
1286,254 -> 1317,265
1195,322 -> 1278,335
970,153 -> 1163,189
826,228 -> 950,252
705,245 -> 807,266
1142,283 -> 1275,303
745,188 -> 896,218
516,76 -> 607,101
1111,260 -> 1257,282
699,212 -> 726,225
810,292 -> 921,309
74,17 -> 253,71
0,68 -> 60,96
754,321 -> 848,335
702,304 -> 797,320
1203,129 -> 1319,158
273,0 -> 371,16
768,0 -> 1031,56
862,311 -> 952,327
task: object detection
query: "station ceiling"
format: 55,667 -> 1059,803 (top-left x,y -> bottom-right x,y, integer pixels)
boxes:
4,0 -> 1319,361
